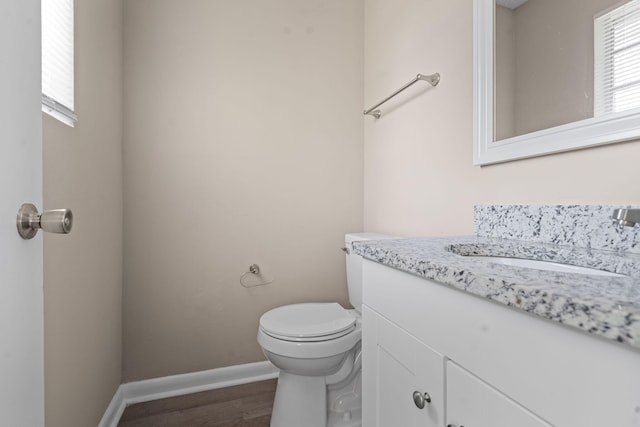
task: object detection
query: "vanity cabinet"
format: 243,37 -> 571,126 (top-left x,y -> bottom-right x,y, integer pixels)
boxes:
363,306 -> 549,427
361,260 -> 640,427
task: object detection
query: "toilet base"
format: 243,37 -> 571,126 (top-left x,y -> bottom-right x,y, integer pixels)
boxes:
271,372 -> 327,427
327,368 -> 362,427
269,370 -> 363,427
328,408 -> 361,427
270,372 -> 362,427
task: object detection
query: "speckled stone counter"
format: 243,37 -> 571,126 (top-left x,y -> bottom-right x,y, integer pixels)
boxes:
353,206 -> 640,351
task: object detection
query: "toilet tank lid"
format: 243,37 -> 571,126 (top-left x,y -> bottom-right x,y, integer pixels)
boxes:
345,233 -> 397,243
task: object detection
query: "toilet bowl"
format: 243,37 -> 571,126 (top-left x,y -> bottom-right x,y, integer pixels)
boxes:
258,303 -> 362,427
257,233 -> 396,427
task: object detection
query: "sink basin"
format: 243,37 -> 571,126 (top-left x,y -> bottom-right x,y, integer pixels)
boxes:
475,256 -> 626,277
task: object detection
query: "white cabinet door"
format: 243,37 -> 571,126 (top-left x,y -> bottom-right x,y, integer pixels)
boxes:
362,306 -> 444,427
446,361 -> 552,427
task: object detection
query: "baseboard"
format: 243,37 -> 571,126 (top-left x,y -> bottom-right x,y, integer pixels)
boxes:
98,361 -> 279,427
98,386 -> 127,427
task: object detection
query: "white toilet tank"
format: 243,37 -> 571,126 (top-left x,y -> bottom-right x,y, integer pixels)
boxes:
344,233 -> 396,312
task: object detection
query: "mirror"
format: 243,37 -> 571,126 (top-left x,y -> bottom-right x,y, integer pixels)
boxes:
474,0 -> 640,165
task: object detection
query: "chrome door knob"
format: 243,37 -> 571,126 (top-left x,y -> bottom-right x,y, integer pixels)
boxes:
17,203 -> 73,239
412,391 -> 431,409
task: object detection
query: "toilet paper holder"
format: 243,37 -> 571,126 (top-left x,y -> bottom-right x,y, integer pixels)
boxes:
240,264 -> 273,288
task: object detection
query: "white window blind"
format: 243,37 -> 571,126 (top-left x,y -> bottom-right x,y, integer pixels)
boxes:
42,0 -> 77,126
594,0 -> 640,117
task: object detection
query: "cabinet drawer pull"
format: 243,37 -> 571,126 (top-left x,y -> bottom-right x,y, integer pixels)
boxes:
412,391 -> 431,409
447,424 -> 464,427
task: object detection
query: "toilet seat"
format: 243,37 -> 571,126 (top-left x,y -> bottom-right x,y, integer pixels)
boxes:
258,318 -> 361,359
259,303 -> 356,342
261,325 -> 356,342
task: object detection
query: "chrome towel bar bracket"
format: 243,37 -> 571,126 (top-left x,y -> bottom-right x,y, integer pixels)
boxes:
364,72 -> 440,119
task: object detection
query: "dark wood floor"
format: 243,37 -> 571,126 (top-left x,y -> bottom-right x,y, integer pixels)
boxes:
117,379 -> 277,427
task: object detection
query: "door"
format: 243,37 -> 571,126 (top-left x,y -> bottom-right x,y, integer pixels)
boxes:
446,361 -> 552,427
362,306 -> 444,427
0,0 -> 44,425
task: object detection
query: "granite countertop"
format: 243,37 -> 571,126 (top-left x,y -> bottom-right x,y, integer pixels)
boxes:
352,236 -> 640,350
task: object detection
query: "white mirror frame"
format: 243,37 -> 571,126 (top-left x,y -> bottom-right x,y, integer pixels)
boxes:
473,0 -> 640,165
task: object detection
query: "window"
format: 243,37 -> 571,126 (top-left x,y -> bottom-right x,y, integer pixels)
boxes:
594,0 -> 640,116
42,0 -> 76,126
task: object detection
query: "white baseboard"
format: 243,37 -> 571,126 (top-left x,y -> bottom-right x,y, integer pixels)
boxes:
98,361 -> 279,427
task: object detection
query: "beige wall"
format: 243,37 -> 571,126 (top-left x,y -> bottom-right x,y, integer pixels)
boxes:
364,0 -> 640,238
123,0 -> 364,381
43,0 -> 123,426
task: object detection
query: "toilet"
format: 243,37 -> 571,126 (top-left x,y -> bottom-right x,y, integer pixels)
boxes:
257,233 -> 395,427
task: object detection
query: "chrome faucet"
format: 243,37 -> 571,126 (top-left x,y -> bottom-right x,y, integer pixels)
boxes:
611,208 -> 640,227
